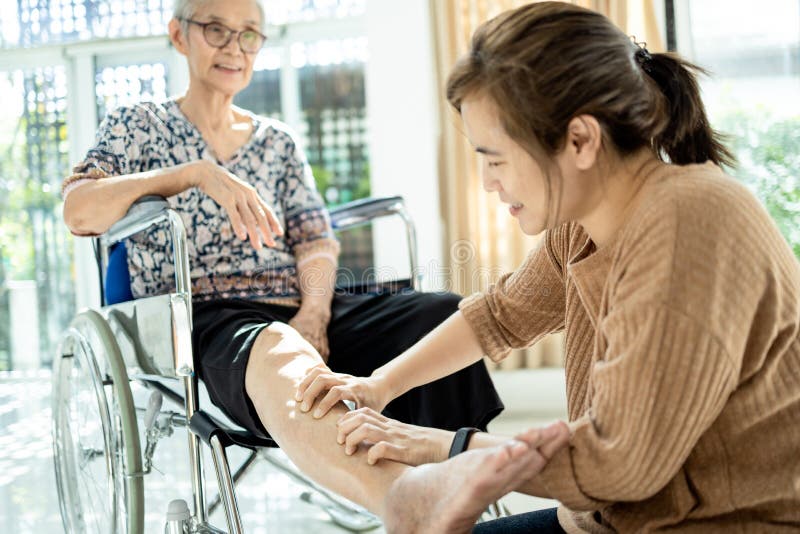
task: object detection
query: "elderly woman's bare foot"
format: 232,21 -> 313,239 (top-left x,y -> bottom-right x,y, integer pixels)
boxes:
382,425 -> 566,534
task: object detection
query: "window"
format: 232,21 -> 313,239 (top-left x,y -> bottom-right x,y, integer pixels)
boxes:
1,0 -> 173,47
676,0 -> 800,254
235,37 -> 371,206
264,0 -> 365,24
234,32 -> 373,280
0,67 -> 73,370
96,62 -> 169,119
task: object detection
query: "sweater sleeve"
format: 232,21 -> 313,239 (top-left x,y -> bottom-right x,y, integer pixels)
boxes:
458,223 -> 572,362
538,304 -> 737,509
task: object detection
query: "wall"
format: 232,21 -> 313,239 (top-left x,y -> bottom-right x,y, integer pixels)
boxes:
365,0 -> 446,290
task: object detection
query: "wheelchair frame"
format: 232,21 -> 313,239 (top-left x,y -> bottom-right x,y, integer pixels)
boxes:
52,195 -> 420,534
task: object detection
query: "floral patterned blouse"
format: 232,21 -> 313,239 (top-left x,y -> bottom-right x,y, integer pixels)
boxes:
62,99 -> 340,304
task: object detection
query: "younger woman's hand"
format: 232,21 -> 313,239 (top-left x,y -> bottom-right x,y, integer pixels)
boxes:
336,407 -> 453,466
194,160 -> 283,250
295,369 -> 391,419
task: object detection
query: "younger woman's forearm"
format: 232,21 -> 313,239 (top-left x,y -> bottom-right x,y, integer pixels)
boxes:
63,161 -> 200,235
371,311 -> 485,400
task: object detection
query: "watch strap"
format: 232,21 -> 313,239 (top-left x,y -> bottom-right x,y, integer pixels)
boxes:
448,427 -> 480,459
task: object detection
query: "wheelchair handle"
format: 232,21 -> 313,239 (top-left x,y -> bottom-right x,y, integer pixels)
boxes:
330,195 -> 405,229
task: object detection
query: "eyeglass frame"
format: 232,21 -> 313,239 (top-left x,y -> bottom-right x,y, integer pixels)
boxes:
179,18 -> 267,54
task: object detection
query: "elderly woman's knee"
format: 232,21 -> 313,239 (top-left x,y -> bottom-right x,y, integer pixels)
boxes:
245,322 -> 323,397
252,321 -> 314,355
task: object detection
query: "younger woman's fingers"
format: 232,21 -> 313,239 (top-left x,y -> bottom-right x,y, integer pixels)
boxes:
337,411 -> 384,441
366,442 -> 405,465
344,423 -> 385,455
314,385 -> 355,419
515,421 -> 568,449
295,366 -> 327,399
300,375 -> 340,412
537,424 -> 570,460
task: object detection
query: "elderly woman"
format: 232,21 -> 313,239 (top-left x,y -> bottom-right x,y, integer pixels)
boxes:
61,0 -> 502,508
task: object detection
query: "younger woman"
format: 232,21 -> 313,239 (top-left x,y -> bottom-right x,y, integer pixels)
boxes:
297,2 -> 800,532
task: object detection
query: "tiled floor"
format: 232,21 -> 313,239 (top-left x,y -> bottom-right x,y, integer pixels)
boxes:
0,369 -> 560,533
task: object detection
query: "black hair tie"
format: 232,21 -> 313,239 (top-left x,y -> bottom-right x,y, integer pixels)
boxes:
633,40 -> 654,74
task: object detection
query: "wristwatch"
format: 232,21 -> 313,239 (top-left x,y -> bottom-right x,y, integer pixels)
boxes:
448,427 -> 481,459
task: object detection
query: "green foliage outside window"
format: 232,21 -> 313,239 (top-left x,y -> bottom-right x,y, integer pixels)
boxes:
312,163 -> 371,207
716,111 -> 800,257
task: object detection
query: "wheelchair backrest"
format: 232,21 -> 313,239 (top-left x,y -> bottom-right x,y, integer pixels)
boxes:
105,242 -> 135,305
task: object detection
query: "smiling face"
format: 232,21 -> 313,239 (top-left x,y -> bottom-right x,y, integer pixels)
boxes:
169,0 -> 263,98
460,92 -> 605,236
460,93 -> 553,235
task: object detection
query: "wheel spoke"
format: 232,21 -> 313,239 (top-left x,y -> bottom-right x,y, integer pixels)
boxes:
53,329 -> 118,533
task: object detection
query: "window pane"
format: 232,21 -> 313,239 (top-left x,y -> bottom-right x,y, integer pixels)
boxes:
95,61 -> 169,119
2,0 -> 172,47
296,40 -> 370,279
234,48 -> 283,118
264,0 -> 366,25
299,70 -> 367,199
1,0 -> 366,48
680,0 -> 800,254
0,67 -> 74,370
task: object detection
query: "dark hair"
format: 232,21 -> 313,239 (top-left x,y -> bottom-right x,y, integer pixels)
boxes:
447,1 -> 735,172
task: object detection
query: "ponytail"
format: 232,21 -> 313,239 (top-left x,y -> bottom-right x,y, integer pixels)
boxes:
643,52 -> 736,168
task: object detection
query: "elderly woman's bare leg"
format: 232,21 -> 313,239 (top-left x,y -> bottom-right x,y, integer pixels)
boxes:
244,321 -> 409,515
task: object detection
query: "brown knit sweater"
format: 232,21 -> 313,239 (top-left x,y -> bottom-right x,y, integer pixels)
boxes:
460,162 -> 800,532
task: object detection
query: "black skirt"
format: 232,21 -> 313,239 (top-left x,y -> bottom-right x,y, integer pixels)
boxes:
192,292 -> 504,438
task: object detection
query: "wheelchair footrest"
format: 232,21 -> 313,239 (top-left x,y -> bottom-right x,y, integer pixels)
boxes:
189,410 -> 277,450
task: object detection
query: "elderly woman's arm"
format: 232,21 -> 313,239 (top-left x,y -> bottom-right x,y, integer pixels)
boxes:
290,254 -> 337,360
63,159 -> 283,248
63,161 -> 197,235
62,105 -> 283,245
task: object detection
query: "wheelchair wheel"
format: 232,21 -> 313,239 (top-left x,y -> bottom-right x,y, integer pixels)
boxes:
52,309 -> 144,533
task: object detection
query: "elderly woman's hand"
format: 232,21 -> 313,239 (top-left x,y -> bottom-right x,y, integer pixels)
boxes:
295,369 -> 392,419
335,407 -> 453,466
289,306 -> 331,361
195,160 -> 283,250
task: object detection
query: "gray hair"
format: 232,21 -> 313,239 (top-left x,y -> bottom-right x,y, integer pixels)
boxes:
173,0 -> 265,32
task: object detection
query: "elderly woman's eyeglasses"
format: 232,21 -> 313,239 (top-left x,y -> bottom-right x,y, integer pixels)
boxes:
181,19 -> 266,54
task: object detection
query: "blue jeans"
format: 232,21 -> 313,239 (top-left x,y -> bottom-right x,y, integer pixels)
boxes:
473,507 -> 566,533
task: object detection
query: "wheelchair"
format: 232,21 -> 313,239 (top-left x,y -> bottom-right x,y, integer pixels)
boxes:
51,194 -> 422,534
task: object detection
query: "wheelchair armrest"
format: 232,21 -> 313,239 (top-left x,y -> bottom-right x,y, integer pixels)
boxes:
329,196 -> 407,231
101,195 -> 171,247
97,194 -> 193,304
329,196 -> 421,291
